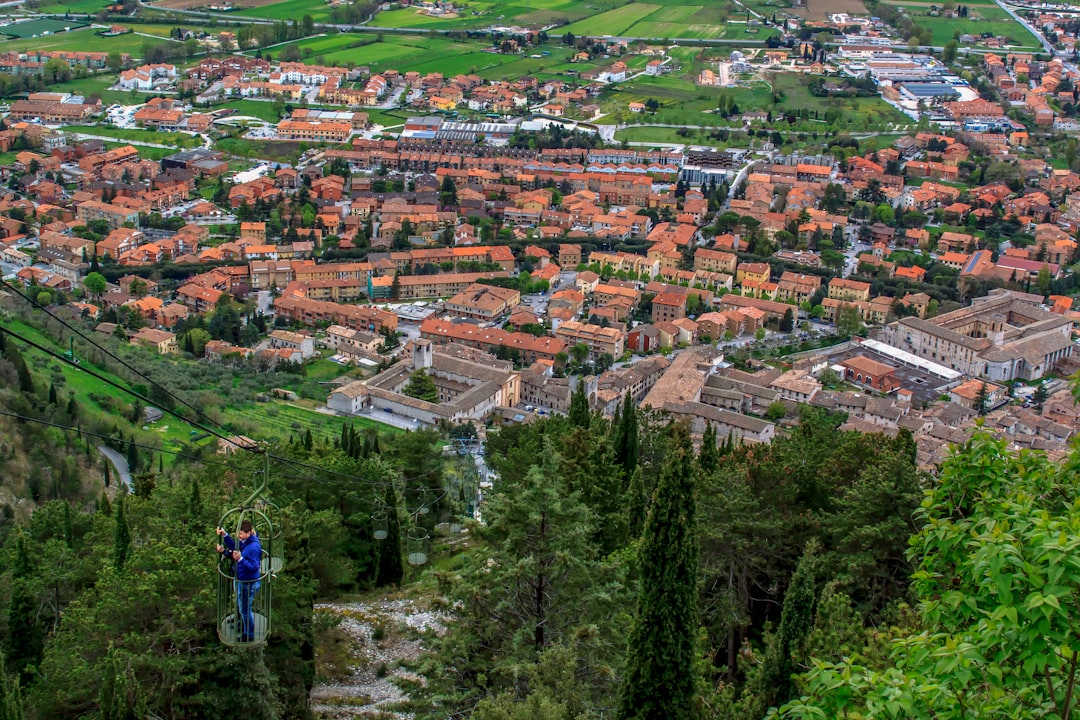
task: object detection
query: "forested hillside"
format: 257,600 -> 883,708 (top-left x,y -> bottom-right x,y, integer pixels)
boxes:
2,307 -> 1079,720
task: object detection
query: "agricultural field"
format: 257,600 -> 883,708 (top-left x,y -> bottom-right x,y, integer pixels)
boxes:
369,0 -> 625,30
232,0 -> 337,21
31,0 -> 113,14
881,1 -> 1041,48
559,0 -> 779,40
221,399 -> 397,444
789,0 -> 867,20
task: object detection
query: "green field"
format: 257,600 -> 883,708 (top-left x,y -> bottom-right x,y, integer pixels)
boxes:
233,0 -> 337,22
260,34 -> 551,76
45,75 -> 132,105
217,99 -> 285,123
613,125 -> 694,144
30,0 -> 111,14
66,125 -> 201,148
221,400 -> 399,444
882,2 -> 1041,48
0,18 -> 88,38
558,1 -> 777,40
368,0 -> 624,30
0,25 -> 182,56
598,71 -> 911,132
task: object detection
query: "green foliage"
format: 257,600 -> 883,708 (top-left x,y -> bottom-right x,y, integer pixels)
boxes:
112,493 -> 130,571
402,370 -> 439,404
619,423 -> 701,720
568,383 -> 590,429
375,486 -> 403,588
783,433 -> 1080,719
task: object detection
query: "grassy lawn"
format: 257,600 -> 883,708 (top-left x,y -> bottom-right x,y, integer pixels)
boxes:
216,99 -> 284,123
614,125 -> 695,144
221,400 -> 400,444
215,137 -> 317,163
366,108 -> 409,127
65,124 -> 201,148
103,141 -> 175,161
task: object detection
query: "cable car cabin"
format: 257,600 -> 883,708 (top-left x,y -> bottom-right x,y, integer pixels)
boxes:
216,506 -> 274,647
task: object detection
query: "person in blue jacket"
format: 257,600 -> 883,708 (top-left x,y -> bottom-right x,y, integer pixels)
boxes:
217,521 -> 263,643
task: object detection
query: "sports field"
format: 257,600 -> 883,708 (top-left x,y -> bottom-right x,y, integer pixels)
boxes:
0,18 -> 87,38
0,25 -> 175,56
31,0 -> 110,14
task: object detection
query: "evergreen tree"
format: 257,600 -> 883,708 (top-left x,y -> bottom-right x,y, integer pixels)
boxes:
303,429 -> 313,451
0,649 -> 24,720
618,423 -> 701,720
99,645 -> 145,720
744,540 -> 819,716
568,383 -> 590,429
189,477 -> 203,521
126,440 -> 138,474
698,422 -> 718,473
5,533 -> 43,686
113,494 -> 131,571
376,487 -> 403,587
625,466 -> 647,540
613,393 -> 638,479
104,461 -> 111,488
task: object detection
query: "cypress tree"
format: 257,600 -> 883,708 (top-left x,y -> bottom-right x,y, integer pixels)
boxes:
615,392 -> 638,478
303,429 -> 313,451
126,441 -> 138,474
626,466 -> 647,540
568,383 -> 590,429
113,494 -> 131,571
698,421 -> 718,473
746,540 -> 819,714
104,461 -> 111,488
6,533 -> 43,685
618,423 -> 701,720
48,384 -> 57,405
189,477 -> 203,521
99,645 -> 144,720
376,487 -> 404,587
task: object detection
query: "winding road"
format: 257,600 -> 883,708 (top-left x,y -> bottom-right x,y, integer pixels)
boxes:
97,445 -> 133,492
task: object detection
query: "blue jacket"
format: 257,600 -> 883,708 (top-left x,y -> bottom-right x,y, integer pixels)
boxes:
222,532 -> 262,582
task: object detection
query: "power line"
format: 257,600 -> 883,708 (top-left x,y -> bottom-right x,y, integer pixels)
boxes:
0,323 -> 245,449
0,316 -> 451,499
0,408 -> 238,469
0,277 -> 226,434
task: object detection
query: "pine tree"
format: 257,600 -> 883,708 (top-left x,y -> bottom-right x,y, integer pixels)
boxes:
568,383 -> 590,429
376,487 -> 403,587
113,494 -> 131,571
618,423 -> 701,720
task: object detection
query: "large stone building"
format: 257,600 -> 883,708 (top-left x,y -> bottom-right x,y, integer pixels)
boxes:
328,339 -> 520,425
878,290 -> 1072,381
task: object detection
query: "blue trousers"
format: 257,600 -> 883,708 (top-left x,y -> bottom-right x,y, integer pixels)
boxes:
236,579 -> 261,641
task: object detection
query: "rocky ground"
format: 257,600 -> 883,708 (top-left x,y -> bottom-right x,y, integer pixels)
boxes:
310,596 -> 447,720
